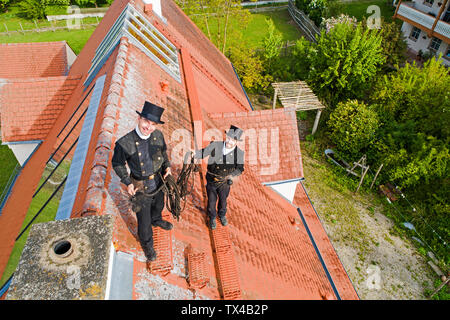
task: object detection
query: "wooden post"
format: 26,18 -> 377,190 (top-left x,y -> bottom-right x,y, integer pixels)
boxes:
4,23 -> 10,37
19,22 -> 25,35
429,277 -> 449,299
431,0 -> 448,35
370,163 -> 384,189
356,165 -> 370,193
311,109 -> 322,135
272,88 -> 278,109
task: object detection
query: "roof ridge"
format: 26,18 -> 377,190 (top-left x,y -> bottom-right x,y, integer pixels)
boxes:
207,106 -> 298,119
0,41 -> 67,46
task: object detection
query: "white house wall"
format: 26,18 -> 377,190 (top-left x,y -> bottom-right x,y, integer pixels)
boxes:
401,22 -> 450,66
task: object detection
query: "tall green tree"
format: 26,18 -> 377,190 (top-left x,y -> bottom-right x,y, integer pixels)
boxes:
308,21 -> 385,108
226,39 -> 271,93
261,18 -> 283,73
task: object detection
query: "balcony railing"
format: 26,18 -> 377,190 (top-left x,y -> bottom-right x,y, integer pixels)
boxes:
435,20 -> 450,39
396,2 -> 450,41
397,3 -> 435,29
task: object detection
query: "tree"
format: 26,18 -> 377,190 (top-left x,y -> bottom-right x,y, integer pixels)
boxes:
226,40 -> 271,93
0,0 -> 10,13
18,0 -> 69,19
261,18 -> 283,73
73,0 -> 98,8
308,21 -> 385,108
361,17 -> 408,71
327,99 -> 379,157
371,57 -> 450,140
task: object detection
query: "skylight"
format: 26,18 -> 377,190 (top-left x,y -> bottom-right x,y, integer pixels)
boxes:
84,4 -> 180,87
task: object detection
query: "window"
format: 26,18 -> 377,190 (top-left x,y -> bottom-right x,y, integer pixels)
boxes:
410,27 -> 421,41
429,37 -> 442,51
85,4 -> 180,87
445,46 -> 450,60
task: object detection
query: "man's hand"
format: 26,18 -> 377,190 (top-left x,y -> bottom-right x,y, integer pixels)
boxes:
127,183 -> 136,196
163,167 -> 171,179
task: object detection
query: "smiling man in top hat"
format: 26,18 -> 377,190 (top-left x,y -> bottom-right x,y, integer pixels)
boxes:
112,101 -> 172,262
194,125 -> 245,230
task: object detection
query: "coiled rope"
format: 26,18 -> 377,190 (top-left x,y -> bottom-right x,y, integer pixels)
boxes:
130,152 -> 199,221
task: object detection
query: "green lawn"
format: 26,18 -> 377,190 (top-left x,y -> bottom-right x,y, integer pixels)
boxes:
0,5 -> 98,54
244,9 -> 304,48
0,159 -> 69,287
0,137 -> 18,194
338,0 -> 396,22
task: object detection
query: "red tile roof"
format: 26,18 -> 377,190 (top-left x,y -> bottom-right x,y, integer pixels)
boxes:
0,76 -> 80,142
0,0 -> 358,300
0,42 -> 69,79
207,108 -> 304,183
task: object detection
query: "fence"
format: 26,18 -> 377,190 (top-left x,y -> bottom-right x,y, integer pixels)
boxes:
0,17 -> 101,37
287,0 -> 320,42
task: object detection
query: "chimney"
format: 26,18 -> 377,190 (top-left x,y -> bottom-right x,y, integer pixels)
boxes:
5,215 -> 116,300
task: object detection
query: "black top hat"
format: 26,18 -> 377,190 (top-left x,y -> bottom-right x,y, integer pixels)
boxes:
226,125 -> 243,141
136,101 -> 165,124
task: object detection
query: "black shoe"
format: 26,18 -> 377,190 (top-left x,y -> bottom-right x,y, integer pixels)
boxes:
143,246 -> 157,262
152,220 -> 173,230
209,218 -> 216,230
219,216 -> 228,226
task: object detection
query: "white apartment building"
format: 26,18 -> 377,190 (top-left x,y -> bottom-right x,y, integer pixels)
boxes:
394,0 -> 450,66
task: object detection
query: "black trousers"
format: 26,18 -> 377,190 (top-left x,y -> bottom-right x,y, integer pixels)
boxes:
135,189 -> 165,248
206,180 -> 230,220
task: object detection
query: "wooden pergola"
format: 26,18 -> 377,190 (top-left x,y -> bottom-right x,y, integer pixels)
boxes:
272,81 -> 325,135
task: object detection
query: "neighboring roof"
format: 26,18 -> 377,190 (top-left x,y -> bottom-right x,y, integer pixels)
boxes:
0,42 -> 69,79
207,107 -> 304,183
0,0 -> 358,300
0,76 -> 80,143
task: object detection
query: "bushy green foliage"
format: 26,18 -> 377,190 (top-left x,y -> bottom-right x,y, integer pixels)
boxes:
372,58 -> 450,140
0,0 -> 10,13
309,21 -> 385,107
261,18 -> 283,71
289,37 -> 315,81
295,0 -> 327,26
72,0 -> 97,7
226,40 -> 271,93
18,0 -> 69,19
327,99 -> 379,157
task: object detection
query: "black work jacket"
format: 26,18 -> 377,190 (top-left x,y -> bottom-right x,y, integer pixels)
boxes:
195,141 -> 244,180
112,129 -> 170,187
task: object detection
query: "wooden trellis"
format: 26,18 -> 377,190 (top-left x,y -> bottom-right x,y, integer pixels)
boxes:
272,81 -> 325,135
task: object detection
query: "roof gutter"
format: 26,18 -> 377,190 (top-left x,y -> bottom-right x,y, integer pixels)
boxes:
297,206 -> 341,300
231,62 -> 254,111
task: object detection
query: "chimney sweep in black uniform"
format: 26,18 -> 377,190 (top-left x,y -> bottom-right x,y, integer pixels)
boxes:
194,125 -> 244,230
112,101 -> 172,262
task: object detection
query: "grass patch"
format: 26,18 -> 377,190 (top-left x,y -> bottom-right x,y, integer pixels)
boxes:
0,5 -> 99,54
0,133 -> 19,194
0,160 -> 70,287
337,0 -> 396,22
244,9 -> 303,48
301,140 -> 375,258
